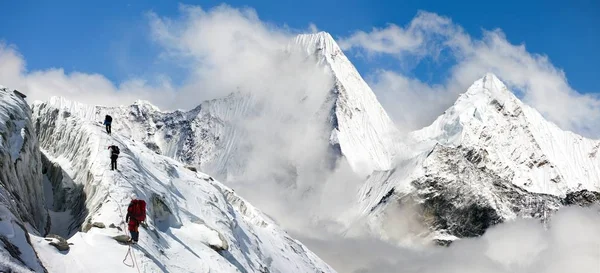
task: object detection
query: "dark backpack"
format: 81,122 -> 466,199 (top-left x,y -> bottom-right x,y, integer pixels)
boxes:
105,115 -> 112,123
110,145 -> 120,155
129,199 -> 146,222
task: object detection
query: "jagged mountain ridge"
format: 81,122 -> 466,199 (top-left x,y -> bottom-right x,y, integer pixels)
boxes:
358,74 -> 600,242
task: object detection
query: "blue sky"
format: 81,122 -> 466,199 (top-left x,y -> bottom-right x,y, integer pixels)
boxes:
2,0 -> 598,93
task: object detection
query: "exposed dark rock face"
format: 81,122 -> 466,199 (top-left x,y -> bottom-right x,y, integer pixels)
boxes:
413,183 -> 503,238
563,190 -> 600,207
370,145 -> 572,242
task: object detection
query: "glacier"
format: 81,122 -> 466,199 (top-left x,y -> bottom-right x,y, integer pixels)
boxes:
25,34 -> 599,248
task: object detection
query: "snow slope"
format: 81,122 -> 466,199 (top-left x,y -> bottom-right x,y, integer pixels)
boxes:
0,87 -> 48,272
30,98 -> 336,273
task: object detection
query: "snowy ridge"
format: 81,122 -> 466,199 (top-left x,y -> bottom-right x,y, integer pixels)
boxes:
0,87 -> 47,272
30,99 -> 336,272
42,92 -> 256,179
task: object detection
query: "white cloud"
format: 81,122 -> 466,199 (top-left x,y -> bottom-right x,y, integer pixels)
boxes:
298,206 -> 600,273
341,12 -> 600,137
0,42 -> 176,109
308,23 -> 319,33
145,4 -> 363,241
338,11 -> 456,59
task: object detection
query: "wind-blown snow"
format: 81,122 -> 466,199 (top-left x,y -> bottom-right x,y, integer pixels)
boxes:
31,99 -> 336,273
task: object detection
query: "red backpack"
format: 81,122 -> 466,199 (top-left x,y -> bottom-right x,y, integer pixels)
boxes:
129,199 -> 146,222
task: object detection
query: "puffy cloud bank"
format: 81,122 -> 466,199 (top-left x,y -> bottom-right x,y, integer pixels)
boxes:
298,206 -> 600,273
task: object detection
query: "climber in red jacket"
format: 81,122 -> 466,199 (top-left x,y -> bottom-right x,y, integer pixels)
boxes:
125,193 -> 146,244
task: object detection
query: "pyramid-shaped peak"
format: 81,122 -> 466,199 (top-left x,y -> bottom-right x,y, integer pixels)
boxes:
295,31 -> 336,43
464,73 -> 514,100
293,31 -> 342,56
481,72 -> 506,90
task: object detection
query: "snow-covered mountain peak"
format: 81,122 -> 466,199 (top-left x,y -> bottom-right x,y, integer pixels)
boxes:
456,73 -> 520,112
465,73 -> 511,97
413,74 -> 523,145
42,96 -> 97,120
293,31 -> 342,58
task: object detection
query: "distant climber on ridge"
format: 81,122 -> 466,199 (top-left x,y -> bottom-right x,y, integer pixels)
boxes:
107,145 -> 120,171
125,193 -> 146,244
103,114 -> 113,134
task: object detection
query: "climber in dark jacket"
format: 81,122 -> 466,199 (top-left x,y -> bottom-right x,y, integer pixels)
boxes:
108,145 -> 120,170
103,115 -> 113,134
